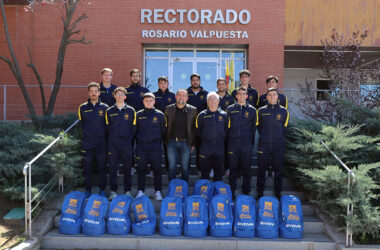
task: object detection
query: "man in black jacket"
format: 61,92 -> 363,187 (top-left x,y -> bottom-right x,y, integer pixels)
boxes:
165,89 -> 197,182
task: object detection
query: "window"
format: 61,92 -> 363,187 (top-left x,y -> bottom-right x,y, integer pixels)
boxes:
144,48 -> 246,93
316,79 -> 332,101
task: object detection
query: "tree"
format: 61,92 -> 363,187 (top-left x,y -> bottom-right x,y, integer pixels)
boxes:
297,29 -> 380,123
0,0 -> 90,119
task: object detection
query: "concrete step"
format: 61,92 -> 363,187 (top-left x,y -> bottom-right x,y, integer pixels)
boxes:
42,229 -> 335,250
54,211 -> 321,233
92,174 -> 295,189
79,187 -> 308,201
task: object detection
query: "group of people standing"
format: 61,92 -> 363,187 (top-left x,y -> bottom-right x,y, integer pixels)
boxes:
78,68 -> 289,202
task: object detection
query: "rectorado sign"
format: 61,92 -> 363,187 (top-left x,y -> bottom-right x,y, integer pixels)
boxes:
140,9 -> 251,39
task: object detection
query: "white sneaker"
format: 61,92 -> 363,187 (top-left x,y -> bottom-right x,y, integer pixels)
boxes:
125,191 -> 132,197
225,169 -> 230,177
131,167 -> 136,175
109,191 -> 117,200
136,190 -> 145,198
210,169 -> 214,178
154,190 -> 163,201
147,170 -> 154,177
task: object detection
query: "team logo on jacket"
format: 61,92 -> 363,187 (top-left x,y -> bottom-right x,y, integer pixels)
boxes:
124,114 -> 129,120
249,96 -> 253,100
218,115 -> 223,121
140,92 -> 144,97
200,95 -> 204,100
153,116 -> 158,123
276,114 -> 281,120
168,97 -> 172,102
225,101 -> 229,105
244,111 -> 249,117
98,110 -> 104,116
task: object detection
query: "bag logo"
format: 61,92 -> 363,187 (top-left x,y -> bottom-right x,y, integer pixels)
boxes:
165,202 -> 177,217
93,200 -> 102,209
192,202 -> 199,210
289,205 -> 297,213
69,199 -> 77,207
217,203 -> 224,212
276,114 -> 281,120
175,186 -> 183,197
242,205 -> 249,213
264,201 -> 272,210
136,204 -> 144,213
219,187 -> 227,194
200,186 -> 208,193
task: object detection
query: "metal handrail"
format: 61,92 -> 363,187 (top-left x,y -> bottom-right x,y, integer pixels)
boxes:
320,140 -> 355,248
23,119 -> 79,237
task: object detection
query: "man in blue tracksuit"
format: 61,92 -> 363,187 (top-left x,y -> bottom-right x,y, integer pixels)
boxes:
256,88 -> 289,200
125,69 -> 150,112
226,86 -> 258,196
153,76 -> 176,113
105,87 -> 136,200
135,93 -> 167,200
231,69 -> 259,108
187,73 -> 208,113
99,68 -> 117,107
217,78 -> 235,111
196,92 -> 230,181
258,75 -> 288,109
78,82 -> 109,198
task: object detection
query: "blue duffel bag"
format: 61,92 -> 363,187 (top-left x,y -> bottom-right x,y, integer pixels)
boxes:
59,191 -> 86,234
279,195 -> 303,239
233,194 -> 256,238
107,195 -> 133,235
256,196 -> 279,239
131,195 -> 156,236
183,195 -> 208,237
209,195 -> 233,237
159,196 -> 183,236
82,194 -> 109,235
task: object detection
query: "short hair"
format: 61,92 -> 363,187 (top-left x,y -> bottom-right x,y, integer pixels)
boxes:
88,82 -> 100,91
239,69 -> 251,77
176,89 -> 188,96
101,68 -> 113,75
206,91 -> 220,101
130,69 -> 141,77
266,75 -> 279,84
190,73 -> 200,80
158,76 -> 168,83
113,87 -> 127,95
143,92 -> 155,100
217,78 -> 227,85
236,86 -> 248,94
267,87 -> 278,94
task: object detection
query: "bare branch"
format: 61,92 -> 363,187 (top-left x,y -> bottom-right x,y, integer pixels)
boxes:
68,14 -> 87,34
68,30 -> 81,37
66,37 -> 92,45
26,46 -> 47,114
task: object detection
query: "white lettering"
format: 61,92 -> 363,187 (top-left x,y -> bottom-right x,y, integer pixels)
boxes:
142,30 -> 148,37
84,218 -> 100,225
153,9 -> 164,23
62,217 -> 76,223
225,9 -> 237,24
177,9 -> 187,23
200,9 -> 212,24
213,9 -> 225,24
164,9 -> 176,23
239,10 -> 251,24
187,9 -> 199,24
242,31 -> 248,38
163,221 -> 180,225
141,9 -> 152,23
109,217 -> 126,222
237,222 -> 254,226
214,222 -> 231,226
188,221 -> 204,225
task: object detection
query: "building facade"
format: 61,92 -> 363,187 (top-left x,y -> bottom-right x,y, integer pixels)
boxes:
0,0 -> 379,120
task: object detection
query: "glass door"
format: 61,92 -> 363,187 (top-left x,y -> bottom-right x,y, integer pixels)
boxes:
196,60 -> 218,92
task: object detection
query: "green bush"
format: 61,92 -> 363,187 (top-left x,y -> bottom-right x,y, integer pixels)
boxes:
0,118 -> 82,201
285,120 -> 380,240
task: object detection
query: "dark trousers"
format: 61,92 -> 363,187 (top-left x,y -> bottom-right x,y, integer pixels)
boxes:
167,140 -> 191,182
199,151 -> 224,181
228,145 -> 253,195
136,149 -> 162,191
108,143 -> 133,192
82,143 -> 107,192
256,142 -> 285,196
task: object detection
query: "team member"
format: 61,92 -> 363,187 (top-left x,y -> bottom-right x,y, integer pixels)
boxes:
165,89 -> 198,182
135,93 -> 167,200
196,92 -> 230,181
226,87 -> 257,197
256,88 -> 289,200
216,78 -> 235,111
99,68 -> 118,107
125,69 -> 149,111
231,69 -> 259,108
78,82 -> 109,198
187,73 -> 208,113
258,75 -> 288,109
153,76 -> 175,112
105,87 -> 136,200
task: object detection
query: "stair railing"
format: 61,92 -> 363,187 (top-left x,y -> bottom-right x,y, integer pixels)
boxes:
23,119 -> 79,238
